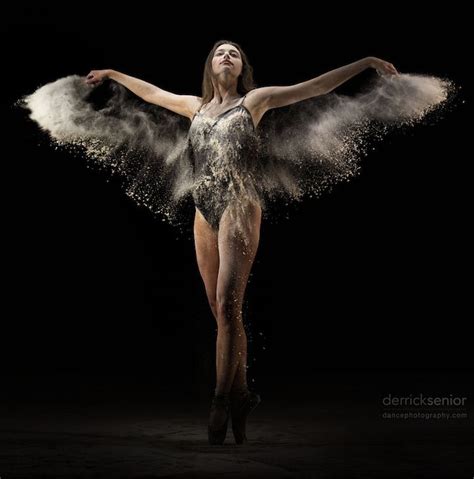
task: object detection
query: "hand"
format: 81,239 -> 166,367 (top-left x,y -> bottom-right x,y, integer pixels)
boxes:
367,57 -> 398,75
85,69 -> 110,86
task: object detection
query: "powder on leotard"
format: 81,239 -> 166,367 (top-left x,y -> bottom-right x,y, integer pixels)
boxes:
19,73 -> 456,231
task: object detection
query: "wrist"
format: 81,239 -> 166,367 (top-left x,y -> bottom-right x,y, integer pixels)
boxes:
364,57 -> 375,69
106,69 -> 117,80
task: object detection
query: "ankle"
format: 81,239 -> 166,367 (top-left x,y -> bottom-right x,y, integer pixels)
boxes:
213,390 -> 231,404
230,386 -> 250,398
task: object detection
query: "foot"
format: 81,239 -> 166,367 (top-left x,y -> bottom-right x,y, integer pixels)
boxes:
208,393 -> 231,445
230,389 -> 261,444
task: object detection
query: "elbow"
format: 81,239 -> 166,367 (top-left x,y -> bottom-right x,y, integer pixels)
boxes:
311,78 -> 331,97
320,85 -> 334,96
142,86 -> 160,103
308,78 -> 332,97
141,93 -> 153,103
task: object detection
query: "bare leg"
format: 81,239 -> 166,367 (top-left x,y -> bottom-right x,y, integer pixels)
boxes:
193,208 -> 219,319
194,206 -> 260,395
214,202 -> 261,395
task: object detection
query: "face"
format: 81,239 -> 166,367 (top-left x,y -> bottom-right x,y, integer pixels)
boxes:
211,43 -> 243,77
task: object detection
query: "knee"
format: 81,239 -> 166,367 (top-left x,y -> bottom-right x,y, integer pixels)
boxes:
208,297 -> 218,319
216,294 -> 241,324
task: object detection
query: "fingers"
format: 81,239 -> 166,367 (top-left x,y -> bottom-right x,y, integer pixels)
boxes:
84,71 -> 104,86
387,63 -> 398,75
385,62 -> 398,75
85,77 -> 100,86
85,72 -> 94,85
378,62 -> 398,76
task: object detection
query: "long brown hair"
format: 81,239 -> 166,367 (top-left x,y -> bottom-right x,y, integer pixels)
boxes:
201,40 -> 256,106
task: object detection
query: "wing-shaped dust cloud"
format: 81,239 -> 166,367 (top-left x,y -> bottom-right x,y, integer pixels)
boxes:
20,73 -> 455,228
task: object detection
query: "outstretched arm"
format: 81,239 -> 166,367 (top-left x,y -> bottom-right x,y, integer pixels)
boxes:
247,57 -> 398,116
85,69 -> 201,120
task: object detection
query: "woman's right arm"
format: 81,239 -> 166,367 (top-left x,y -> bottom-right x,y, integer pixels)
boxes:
85,69 -> 201,120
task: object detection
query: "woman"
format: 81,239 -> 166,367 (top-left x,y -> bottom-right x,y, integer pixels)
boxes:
85,40 -> 398,445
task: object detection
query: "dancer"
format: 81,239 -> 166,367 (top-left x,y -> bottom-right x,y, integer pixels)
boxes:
23,39 -> 450,445
85,41 -> 398,445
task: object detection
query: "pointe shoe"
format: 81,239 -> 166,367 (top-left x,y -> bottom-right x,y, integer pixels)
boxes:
230,389 -> 261,444
208,393 -> 231,445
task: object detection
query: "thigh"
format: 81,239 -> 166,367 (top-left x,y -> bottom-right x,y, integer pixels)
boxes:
194,208 -> 219,302
216,201 -> 262,304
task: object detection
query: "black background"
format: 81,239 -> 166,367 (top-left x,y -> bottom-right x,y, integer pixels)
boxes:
1,4 -> 472,396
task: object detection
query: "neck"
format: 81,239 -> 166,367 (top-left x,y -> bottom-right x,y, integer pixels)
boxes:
212,76 -> 239,103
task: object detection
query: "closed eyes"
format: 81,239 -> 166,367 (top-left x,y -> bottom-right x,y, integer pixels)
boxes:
215,50 -> 240,57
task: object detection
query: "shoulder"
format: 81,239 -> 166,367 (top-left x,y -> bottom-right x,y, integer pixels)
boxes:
241,88 -> 275,128
187,96 -> 203,119
243,88 -> 272,108
243,87 -> 280,116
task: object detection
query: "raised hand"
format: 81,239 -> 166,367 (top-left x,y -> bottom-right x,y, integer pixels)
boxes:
85,69 -> 111,86
368,57 -> 398,75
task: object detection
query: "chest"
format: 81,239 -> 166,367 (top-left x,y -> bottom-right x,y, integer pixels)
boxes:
189,108 -> 257,148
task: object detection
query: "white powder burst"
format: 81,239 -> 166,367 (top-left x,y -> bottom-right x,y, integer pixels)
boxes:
19,73 -> 455,230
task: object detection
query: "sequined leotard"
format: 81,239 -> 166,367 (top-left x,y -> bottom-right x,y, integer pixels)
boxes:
188,94 -> 261,230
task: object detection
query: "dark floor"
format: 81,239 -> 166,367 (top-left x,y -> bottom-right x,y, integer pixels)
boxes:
1,371 -> 473,478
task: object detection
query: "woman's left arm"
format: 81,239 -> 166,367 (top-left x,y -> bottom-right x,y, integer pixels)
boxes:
249,56 -> 398,113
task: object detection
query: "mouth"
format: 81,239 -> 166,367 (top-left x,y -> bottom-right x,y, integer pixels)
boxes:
221,60 -> 233,66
